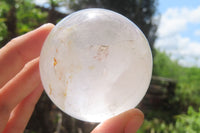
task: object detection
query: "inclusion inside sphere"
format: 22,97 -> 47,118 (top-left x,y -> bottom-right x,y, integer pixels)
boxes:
39,8 -> 152,122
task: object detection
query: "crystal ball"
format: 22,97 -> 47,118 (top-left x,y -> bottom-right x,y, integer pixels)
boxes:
39,8 -> 152,122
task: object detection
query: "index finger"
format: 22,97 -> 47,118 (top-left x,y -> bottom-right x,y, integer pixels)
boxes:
0,23 -> 54,88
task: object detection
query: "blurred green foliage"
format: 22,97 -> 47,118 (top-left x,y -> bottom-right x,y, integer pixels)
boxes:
138,106 -> 200,133
176,67 -> 200,107
153,50 -> 200,109
153,50 -> 180,79
16,0 -> 48,34
145,50 -> 200,132
0,1 -> 9,42
0,0 -> 47,46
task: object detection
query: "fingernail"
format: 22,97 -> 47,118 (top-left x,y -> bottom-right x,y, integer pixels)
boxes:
40,23 -> 54,28
125,115 -> 144,133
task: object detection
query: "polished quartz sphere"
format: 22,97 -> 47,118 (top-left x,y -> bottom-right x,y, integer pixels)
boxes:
39,8 -> 152,122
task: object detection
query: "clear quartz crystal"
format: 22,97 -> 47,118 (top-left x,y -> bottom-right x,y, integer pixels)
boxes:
39,8 -> 152,122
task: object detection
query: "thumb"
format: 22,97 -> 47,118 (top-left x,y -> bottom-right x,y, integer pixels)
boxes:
91,109 -> 144,133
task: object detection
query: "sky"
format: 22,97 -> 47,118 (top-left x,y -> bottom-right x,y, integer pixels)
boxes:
156,0 -> 200,67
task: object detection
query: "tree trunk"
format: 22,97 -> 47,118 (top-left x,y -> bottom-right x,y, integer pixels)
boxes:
5,1 -> 17,39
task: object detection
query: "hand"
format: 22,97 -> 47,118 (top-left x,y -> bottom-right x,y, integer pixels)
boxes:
0,24 -> 144,133
0,23 -> 54,133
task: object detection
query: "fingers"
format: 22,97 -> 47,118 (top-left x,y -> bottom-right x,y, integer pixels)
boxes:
91,109 -> 144,133
2,84 -> 43,133
0,58 -> 41,131
0,23 -> 54,88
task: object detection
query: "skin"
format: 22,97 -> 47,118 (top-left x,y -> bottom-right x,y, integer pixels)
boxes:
0,23 -> 144,133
